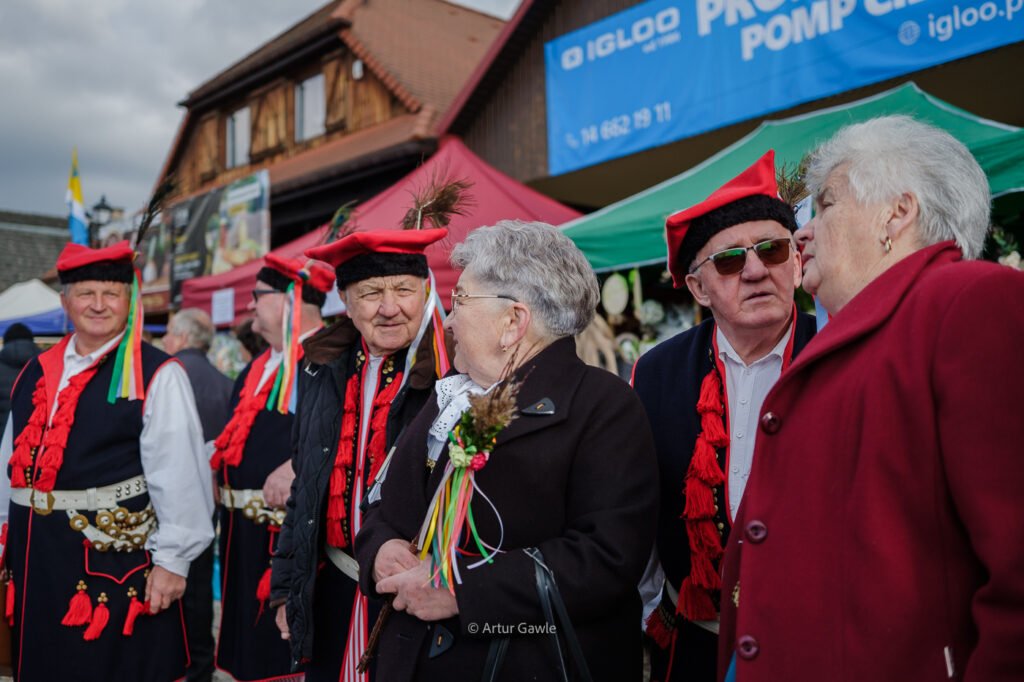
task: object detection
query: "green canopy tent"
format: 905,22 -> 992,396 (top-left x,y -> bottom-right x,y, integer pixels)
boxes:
563,83 -> 1024,272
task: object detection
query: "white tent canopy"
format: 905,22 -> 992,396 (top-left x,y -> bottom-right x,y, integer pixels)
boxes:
0,279 -> 61,320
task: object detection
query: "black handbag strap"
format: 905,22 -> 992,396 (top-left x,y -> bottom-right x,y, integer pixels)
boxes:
479,548 -> 594,682
525,547 -> 594,682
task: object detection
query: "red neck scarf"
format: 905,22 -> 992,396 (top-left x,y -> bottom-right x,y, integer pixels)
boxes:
211,350 -> 279,471
678,312 -> 796,621
8,336 -> 109,493
325,346 -> 403,549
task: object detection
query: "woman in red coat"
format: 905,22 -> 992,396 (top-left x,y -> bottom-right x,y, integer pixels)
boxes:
719,116 -> 1024,682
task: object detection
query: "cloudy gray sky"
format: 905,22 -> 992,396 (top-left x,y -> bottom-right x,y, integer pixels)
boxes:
0,0 -> 519,220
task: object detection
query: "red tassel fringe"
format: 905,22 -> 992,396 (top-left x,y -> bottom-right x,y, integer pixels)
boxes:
679,577 -> 718,621
5,578 -> 14,626
255,565 -> 272,620
645,609 -> 674,650
61,585 -> 93,627
83,599 -> 109,641
122,596 -> 149,636
211,351 -> 274,470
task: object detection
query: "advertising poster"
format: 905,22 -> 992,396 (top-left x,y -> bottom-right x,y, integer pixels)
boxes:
545,0 -> 1024,174
170,169 -> 271,305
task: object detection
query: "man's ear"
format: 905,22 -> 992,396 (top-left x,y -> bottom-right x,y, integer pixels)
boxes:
684,272 -> 711,308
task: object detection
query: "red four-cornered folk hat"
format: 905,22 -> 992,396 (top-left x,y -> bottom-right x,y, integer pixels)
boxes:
56,240 -> 136,285
305,227 -> 448,289
664,150 -> 797,288
257,253 -> 336,307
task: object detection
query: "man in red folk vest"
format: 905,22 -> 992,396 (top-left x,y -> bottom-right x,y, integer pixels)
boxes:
0,241 -> 214,681
633,152 -> 815,682
212,253 -> 334,682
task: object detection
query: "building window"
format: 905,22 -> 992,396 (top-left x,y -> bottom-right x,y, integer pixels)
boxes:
295,74 -> 325,142
226,106 -> 250,169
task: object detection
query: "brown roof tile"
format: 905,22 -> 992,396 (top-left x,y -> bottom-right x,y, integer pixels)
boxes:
334,0 -> 504,122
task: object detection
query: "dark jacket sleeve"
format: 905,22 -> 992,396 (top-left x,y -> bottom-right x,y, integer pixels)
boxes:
269,365 -> 309,606
354,392 -> 438,598
455,371 -> 658,629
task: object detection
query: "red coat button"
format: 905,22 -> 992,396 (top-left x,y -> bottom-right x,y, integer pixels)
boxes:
745,520 -> 768,543
737,635 -> 760,660
760,411 -> 781,434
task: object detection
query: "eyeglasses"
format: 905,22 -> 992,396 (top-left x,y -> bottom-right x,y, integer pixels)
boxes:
689,238 -> 793,276
450,290 -> 517,311
251,288 -> 283,303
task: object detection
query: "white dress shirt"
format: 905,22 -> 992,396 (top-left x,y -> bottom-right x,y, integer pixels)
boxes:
0,333 -> 215,577
716,322 -> 794,520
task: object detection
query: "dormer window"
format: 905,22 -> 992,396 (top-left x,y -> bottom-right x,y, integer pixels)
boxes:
226,106 -> 251,169
295,74 -> 326,142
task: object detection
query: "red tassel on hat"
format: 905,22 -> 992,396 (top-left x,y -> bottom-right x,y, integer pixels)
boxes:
122,588 -> 149,636
645,609 -> 674,650
83,592 -> 109,641
5,578 -> 15,626
61,580 -> 93,627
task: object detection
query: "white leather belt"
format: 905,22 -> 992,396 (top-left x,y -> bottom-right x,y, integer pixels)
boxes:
219,486 -> 286,526
664,579 -> 721,635
10,474 -> 148,515
325,544 -> 359,582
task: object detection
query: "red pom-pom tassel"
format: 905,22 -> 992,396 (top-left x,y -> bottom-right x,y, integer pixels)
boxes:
83,593 -> 109,641
61,580 -> 93,627
122,592 -> 149,636
645,609 -> 674,650
5,577 -> 15,626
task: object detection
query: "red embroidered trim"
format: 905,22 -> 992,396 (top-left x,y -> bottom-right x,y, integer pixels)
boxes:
325,359 -> 403,549
211,351 -> 274,471
9,358 -> 103,493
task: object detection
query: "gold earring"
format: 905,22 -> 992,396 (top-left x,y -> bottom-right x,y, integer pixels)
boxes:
884,237 -> 893,253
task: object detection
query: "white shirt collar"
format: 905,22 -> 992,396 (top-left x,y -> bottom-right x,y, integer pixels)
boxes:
716,320 -> 794,369
67,332 -> 124,365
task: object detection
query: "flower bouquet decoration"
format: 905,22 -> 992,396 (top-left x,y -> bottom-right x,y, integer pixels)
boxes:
415,374 -> 520,593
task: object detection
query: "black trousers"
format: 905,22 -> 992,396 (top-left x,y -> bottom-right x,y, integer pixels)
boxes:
183,535 -> 216,682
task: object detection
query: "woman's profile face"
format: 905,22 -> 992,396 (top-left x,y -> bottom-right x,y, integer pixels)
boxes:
445,271 -> 513,386
798,166 -> 891,313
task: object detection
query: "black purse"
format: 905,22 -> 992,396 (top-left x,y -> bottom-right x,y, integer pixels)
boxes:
481,547 -> 594,682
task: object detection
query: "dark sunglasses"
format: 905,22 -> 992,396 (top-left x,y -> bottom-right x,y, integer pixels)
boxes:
251,287 -> 283,303
690,238 -> 793,276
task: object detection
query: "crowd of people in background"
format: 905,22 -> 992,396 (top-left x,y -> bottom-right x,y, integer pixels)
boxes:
0,115 -> 1021,682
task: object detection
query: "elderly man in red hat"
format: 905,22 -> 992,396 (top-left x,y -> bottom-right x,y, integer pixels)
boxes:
632,152 -> 816,682
270,227 -> 452,681
212,253 -> 335,682
0,241 -> 214,681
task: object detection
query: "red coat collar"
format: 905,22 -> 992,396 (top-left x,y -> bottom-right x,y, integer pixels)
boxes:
791,241 -> 961,376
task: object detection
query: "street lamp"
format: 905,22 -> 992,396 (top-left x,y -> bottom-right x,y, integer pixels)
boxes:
89,195 -> 114,246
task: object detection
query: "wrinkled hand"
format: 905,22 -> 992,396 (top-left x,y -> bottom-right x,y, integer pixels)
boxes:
262,461 -> 295,509
376,561 -> 458,622
373,538 -> 420,584
275,604 -> 290,640
145,566 -> 186,614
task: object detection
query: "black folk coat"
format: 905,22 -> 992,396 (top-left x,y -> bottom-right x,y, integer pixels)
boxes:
270,317 -> 440,669
356,337 -> 659,682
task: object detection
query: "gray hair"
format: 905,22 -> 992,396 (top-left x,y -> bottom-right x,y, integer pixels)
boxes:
450,220 -> 599,338
805,115 -> 990,259
167,308 -> 216,351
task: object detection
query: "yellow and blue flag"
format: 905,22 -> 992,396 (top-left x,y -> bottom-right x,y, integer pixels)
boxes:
66,148 -> 89,245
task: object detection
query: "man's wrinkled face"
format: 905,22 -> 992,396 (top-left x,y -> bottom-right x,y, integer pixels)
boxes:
61,281 -> 131,349
341,275 -> 426,356
684,220 -> 801,335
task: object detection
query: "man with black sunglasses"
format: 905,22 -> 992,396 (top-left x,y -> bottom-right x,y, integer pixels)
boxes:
632,150 -> 816,682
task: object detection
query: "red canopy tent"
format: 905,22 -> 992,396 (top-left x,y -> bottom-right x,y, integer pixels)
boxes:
180,136 -> 581,324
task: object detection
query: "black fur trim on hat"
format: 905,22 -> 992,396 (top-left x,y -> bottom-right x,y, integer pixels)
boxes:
58,260 -> 134,285
256,267 -> 327,307
678,194 -> 797,273
335,252 -> 428,290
